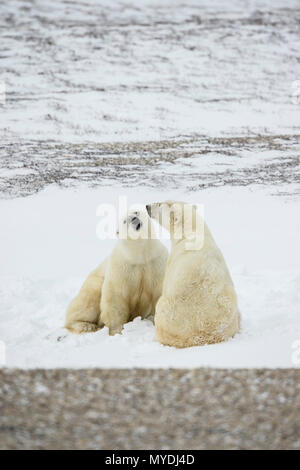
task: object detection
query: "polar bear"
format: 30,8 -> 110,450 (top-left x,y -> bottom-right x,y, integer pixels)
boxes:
65,210 -> 168,335
146,201 -> 240,348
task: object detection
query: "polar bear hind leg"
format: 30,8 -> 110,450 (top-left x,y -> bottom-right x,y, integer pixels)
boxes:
155,296 -> 240,348
156,315 -> 239,348
65,264 -> 105,334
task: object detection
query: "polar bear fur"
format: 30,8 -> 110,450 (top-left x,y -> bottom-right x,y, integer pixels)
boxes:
146,201 -> 240,348
65,210 -> 168,335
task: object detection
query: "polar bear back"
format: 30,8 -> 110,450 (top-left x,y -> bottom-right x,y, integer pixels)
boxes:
155,228 -> 240,347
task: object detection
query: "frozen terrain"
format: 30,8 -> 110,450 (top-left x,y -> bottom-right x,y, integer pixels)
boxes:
1,0 -> 300,143
0,0 -> 299,368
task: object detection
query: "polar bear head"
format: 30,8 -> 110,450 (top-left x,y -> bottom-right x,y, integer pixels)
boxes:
146,201 -> 200,241
117,209 -> 156,241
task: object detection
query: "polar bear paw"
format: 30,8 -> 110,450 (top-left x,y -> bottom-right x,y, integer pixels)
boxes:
66,321 -> 100,334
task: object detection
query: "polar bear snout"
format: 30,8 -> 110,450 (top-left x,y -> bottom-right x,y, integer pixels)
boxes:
146,203 -> 160,220
118,210 -> 154,240
146,202 -> 170,230
130,216 -> 142,231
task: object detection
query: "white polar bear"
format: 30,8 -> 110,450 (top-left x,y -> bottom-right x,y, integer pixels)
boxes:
65,210 -> 168,335
146,201 -> 240,348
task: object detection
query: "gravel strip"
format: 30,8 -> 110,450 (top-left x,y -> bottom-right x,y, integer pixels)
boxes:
1,368 -> 299,450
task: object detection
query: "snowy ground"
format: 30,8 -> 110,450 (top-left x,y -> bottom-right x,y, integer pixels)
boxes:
0,0 -> 299,368
1,0 -> 299,142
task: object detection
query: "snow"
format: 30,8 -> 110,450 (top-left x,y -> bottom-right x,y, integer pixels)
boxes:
1,185 -> 299,369
1,0 -> 299,143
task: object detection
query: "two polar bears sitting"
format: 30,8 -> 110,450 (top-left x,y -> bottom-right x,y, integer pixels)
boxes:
65,202 -> 240,347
